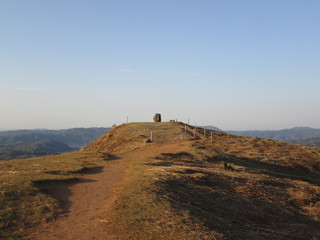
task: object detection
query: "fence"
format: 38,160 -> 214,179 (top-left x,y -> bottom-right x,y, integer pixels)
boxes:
175,121 -> 227,143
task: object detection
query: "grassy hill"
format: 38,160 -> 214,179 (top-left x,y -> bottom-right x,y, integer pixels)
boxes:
80,122 -> 193,154
1,122 -> 320,239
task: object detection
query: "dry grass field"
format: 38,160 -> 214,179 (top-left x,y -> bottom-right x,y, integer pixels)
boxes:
81,122 -> 193,153
105,139 -> 320,239
0,152 -> 107,239
1,122 -> 320,239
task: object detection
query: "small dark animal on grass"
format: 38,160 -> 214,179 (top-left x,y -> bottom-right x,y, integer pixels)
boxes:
224,162 -> 234,171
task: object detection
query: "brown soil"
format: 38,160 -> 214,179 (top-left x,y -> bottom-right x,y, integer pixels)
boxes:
27,142 -> 185,240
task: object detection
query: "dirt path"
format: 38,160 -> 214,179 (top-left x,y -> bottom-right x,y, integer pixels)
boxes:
28,142 -> 186,240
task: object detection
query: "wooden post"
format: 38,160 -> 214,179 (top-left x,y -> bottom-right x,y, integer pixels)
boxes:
211,132 -> 213,142
151,131 -> 153,142
184,123 -> 187,132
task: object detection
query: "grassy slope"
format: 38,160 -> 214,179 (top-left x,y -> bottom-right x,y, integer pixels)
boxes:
1,122 -> 191,239
2,122 -> 320,239
290,137 -> 320,148
104,124 -> 320,240
0,152 -> 108,239
81,122 -> 193,154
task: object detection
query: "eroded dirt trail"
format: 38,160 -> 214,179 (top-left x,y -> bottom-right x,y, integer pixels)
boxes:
28,142 -> 185,240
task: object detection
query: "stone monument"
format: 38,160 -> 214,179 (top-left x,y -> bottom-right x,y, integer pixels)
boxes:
153,113 -> 161,122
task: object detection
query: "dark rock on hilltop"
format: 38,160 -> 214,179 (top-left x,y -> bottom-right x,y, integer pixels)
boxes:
153,113 -> 161,122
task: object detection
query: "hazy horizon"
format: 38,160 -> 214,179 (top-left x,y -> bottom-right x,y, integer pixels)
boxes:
0,123 -> 319,132
1,1 -> 320,131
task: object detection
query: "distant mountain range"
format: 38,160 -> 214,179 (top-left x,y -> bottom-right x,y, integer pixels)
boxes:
227,127 -> 320,141
203,126 -> 320,148
2,124 -> 320,160
200,126 -> 223,132
289,137 -> 320,148
0,127 -> 110,160
0,140 -> 74,160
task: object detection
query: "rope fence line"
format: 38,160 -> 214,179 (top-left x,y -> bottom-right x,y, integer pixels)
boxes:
174,120 -> 227,143
129,119 -> 225,143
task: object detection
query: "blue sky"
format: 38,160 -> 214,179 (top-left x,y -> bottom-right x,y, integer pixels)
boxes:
1,0 -> 320,130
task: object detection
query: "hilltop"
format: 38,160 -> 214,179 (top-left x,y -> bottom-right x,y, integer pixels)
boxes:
1,121 -> 320,239
80,122 -> 193,154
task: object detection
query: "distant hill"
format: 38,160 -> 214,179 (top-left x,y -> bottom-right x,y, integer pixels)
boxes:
201,126 -> 223,132
227,127 -> 320,141
0,140 -> 74,160
0,127 -> 110,148
0,127 -> 110,160
289,137 -> 320,148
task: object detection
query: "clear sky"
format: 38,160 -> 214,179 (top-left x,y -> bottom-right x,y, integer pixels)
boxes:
1,0 -> 320,130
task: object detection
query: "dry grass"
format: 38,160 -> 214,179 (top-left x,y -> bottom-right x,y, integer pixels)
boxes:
106,138 -> 320,239
0,152 -> 107,239
2,121 -> 320,239
80,122 -> 193,154
105,144 -> 225,240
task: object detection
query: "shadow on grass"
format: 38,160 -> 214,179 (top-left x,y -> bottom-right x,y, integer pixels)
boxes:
34,178 -> 96,213
33,165 -> 105,215
150,150 -> 320,185
102,153 -> 121,161
72,166 -> 104,174
209,153 -> 320,186
153,151 -> 320,239
158,169 -> 320,240
146,152 -> 205,168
